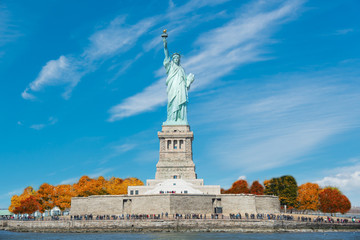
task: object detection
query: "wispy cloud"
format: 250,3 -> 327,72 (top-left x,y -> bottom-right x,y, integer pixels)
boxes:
59,177 -> 79,185
99,130 -> 156,165
0,188 -> 23,199
112,143 -> 136,153
108,79 -> 166,121
84,17 -> 156,61
22,0 -> 228,100
30,116 -> 58,130
59,168 -> 114,185
191,68 -> 360,173
334,28 -> 354,35
108,0 -> 305,121
24,56 -> 82,99
22,16 -> 156,100
0,6 -> 15,41
0,4 -> 21,56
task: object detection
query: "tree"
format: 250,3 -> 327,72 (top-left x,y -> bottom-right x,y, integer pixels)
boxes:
263,180 -> 272,194
223,180 -> 250,194
9,175 -> 144,212
54,184 -> 76,211
9,186 -> 37,214
297,183 -> 320,212
36,183 -> 55,213
338,194 -> 351,214
73,176 -> 106,197
121,178 -> 144,194
250,181 -> 264,195
9,195 -> 21,214
319,187 -> 351,215
264,175 -> 298,208
105,177 -> 125,195
17,195 -> 42,214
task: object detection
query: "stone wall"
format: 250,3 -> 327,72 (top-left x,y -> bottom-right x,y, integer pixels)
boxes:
170,195 -> 213,214
70,194 -> 280,216
255,195 -> 280,213
221,194 -> 257,214
131,195 -> 171,214
1,219 -> 359,233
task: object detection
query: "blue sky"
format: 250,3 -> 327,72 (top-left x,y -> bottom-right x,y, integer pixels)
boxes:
1,0 -> 360,208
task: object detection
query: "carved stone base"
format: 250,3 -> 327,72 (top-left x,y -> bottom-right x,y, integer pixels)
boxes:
155,125 -> 196,180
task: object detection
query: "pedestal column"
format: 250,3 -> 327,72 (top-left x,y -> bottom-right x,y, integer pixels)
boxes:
155,125 -> 197,180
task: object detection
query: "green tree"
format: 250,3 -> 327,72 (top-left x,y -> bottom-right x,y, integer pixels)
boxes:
264,175 -> 298,208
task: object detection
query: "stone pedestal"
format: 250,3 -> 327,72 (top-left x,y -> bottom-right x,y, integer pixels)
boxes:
155,125 -> 196,180
128,124 -> 221,195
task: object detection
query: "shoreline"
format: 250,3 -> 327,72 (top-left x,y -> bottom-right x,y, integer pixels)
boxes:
1,219 -> 360,233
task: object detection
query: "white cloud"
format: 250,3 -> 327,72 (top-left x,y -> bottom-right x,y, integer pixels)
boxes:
21,88 -> 36,100
238,175 -> 246,180
189,68 -> 360,174
112,143 -> 136,153
316,162 -> 360,191
315,161 -> 360,206
0,188 -> 23,199
24,56 -> 82,99
22,0 -> 227,100
84,17 -> 156,60
30,123 -> 46,130
89,168 -> 113,178
30,116 -> 58,130
0,4 -> 20,50
22,16 -> 155,100
60,168 -> 114,185
334,28 -> 354,35
60,177 -> 79,185
108,79 -> 167,121
108,0 -> 305,121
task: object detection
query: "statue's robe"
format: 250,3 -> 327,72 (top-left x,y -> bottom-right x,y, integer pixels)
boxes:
163,56 -> 192,124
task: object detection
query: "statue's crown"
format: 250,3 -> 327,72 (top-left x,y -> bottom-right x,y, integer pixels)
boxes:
172,52 -> 181,57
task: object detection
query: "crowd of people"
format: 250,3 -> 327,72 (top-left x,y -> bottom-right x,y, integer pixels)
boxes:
65,212 -> 358,224
2,213 -> 359,224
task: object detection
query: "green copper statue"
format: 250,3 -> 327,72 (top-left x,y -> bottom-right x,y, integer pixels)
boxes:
162,29 -> 195,125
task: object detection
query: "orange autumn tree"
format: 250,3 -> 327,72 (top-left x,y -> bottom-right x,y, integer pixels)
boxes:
8,195 -> 21,214
54,184 -> 76,211
17,195 -> 42,214
222,180 -> 250,194
73,176 -> 107,197
9,186 -> 37,214
105,177 -> 125,195
121,178 -> 144,193
36,183 -> 55,213
9,176 -> 144,214
250,181 -> 264,195
319,187 -> 351,215
297,183 -> 320,212
338,194 -> 351,214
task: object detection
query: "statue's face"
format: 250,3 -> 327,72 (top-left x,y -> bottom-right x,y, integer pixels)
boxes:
173,55 -> 180,65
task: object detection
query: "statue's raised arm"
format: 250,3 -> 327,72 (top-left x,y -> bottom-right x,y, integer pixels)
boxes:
163,38 -> 169,59
161,29 -> 195,126
162,29 -> 169,60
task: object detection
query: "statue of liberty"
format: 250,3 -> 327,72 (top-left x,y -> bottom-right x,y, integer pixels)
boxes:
162,30 -> 194,125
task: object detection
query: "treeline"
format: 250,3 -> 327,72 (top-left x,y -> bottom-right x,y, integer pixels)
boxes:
9,176 -> 143,214
221,175 -> 351,214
